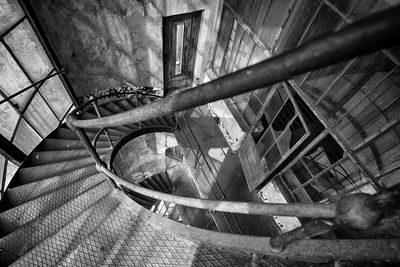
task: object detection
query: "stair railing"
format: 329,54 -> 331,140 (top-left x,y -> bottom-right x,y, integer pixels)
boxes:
66,6 -> 400,260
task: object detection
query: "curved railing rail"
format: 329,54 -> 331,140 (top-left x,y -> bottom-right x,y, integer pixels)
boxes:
65,6 -> 400,260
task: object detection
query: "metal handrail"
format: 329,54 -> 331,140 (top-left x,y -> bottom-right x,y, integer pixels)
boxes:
65,4 -> 400,219
64,6 -> 400,253
67,6 -> 400,129
98,165 -> 336,218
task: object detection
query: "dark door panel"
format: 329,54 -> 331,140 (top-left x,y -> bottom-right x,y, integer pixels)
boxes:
163,11 -> 202,94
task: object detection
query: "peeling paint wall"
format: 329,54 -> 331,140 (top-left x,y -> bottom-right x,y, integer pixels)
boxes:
28,0 -> 221,97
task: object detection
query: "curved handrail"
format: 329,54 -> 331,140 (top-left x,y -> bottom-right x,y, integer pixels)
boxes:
67,6 -> 400,129
64,6 -> 400,254
99,165 -> 336,218
120,191 -> 400,261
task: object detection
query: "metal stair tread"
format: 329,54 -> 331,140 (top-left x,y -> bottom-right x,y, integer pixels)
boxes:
56,202 -> 135,267
4,167 -> 100,208
50,128 -> 119,142
0,181 -> 112,266
100,104 -> 139,131
0,174 -> 108,236
17,154 -> 108,183
38,138 -> 111,151
27,147 -> 110,166
10,193 -> 121,267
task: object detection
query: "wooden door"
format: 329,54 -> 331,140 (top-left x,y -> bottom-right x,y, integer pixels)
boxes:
163,11 -> 202,94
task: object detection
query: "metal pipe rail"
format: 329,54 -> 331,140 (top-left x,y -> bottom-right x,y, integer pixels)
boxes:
67,6 -> 400,129
65,5 -> 400,246
98,165 -> 336,218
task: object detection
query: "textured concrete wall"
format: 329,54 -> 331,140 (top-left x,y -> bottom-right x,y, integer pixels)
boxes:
28,0 -> 221,97
29,0 -> 163,96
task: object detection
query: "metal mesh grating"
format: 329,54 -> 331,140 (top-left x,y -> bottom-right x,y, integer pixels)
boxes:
10,194 -> 121,267
40,139 -> 110,151
6,165 -> 99,206
17,157 -> 99,183
105,216 -> 251,266
29,147 -> 110,166
0,181 -> 111,266
0,174 -> 107,235
58,204 -> 136,267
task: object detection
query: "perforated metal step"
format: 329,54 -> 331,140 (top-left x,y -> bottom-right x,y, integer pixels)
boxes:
16,155 -> 108,185
28,147 -> 110,166
0,174 -> 107,236
4,168 -> 100,208
0,181 -> 111,266
39,139 -> 110,151
57,203 -> 136,267
10,194 -> 121,267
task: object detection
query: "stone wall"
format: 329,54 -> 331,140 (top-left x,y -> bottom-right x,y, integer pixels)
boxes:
28,0 -> 222,97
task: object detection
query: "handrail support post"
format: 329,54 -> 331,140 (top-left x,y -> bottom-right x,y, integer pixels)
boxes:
90,96 -> 114,149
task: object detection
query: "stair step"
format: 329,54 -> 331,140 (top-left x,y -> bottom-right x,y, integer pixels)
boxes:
81,112 -> 132,134
37,139 -> 110,151
101,103 -> 139,131
27,147 -> 110,166
116,99 -> 153,127
57,203 -> 135,267
100,230 -> 130,266
0,173 -> 107,237
4,165 -> 99,208
16,155 -> 107,185
10,193 -> 121,267
0,181 -> 111,266
49,128 -> 117,142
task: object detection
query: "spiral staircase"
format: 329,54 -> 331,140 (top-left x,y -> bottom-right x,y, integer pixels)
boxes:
0,96 -> 274,266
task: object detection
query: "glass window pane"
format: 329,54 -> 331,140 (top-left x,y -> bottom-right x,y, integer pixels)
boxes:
0,43 -> 34,109
39,76 -> 72,119
4,20 -> 52,81
0,0 -> 24,34
175,23 -> 184,75
24,93 -> 58,137
4,159 -> 18,190
13,118 -> 42,155
0,101 -> 20,140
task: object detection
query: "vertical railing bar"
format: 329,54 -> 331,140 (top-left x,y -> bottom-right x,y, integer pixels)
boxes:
90,97 -> 114,149
66,115 -> 117,190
